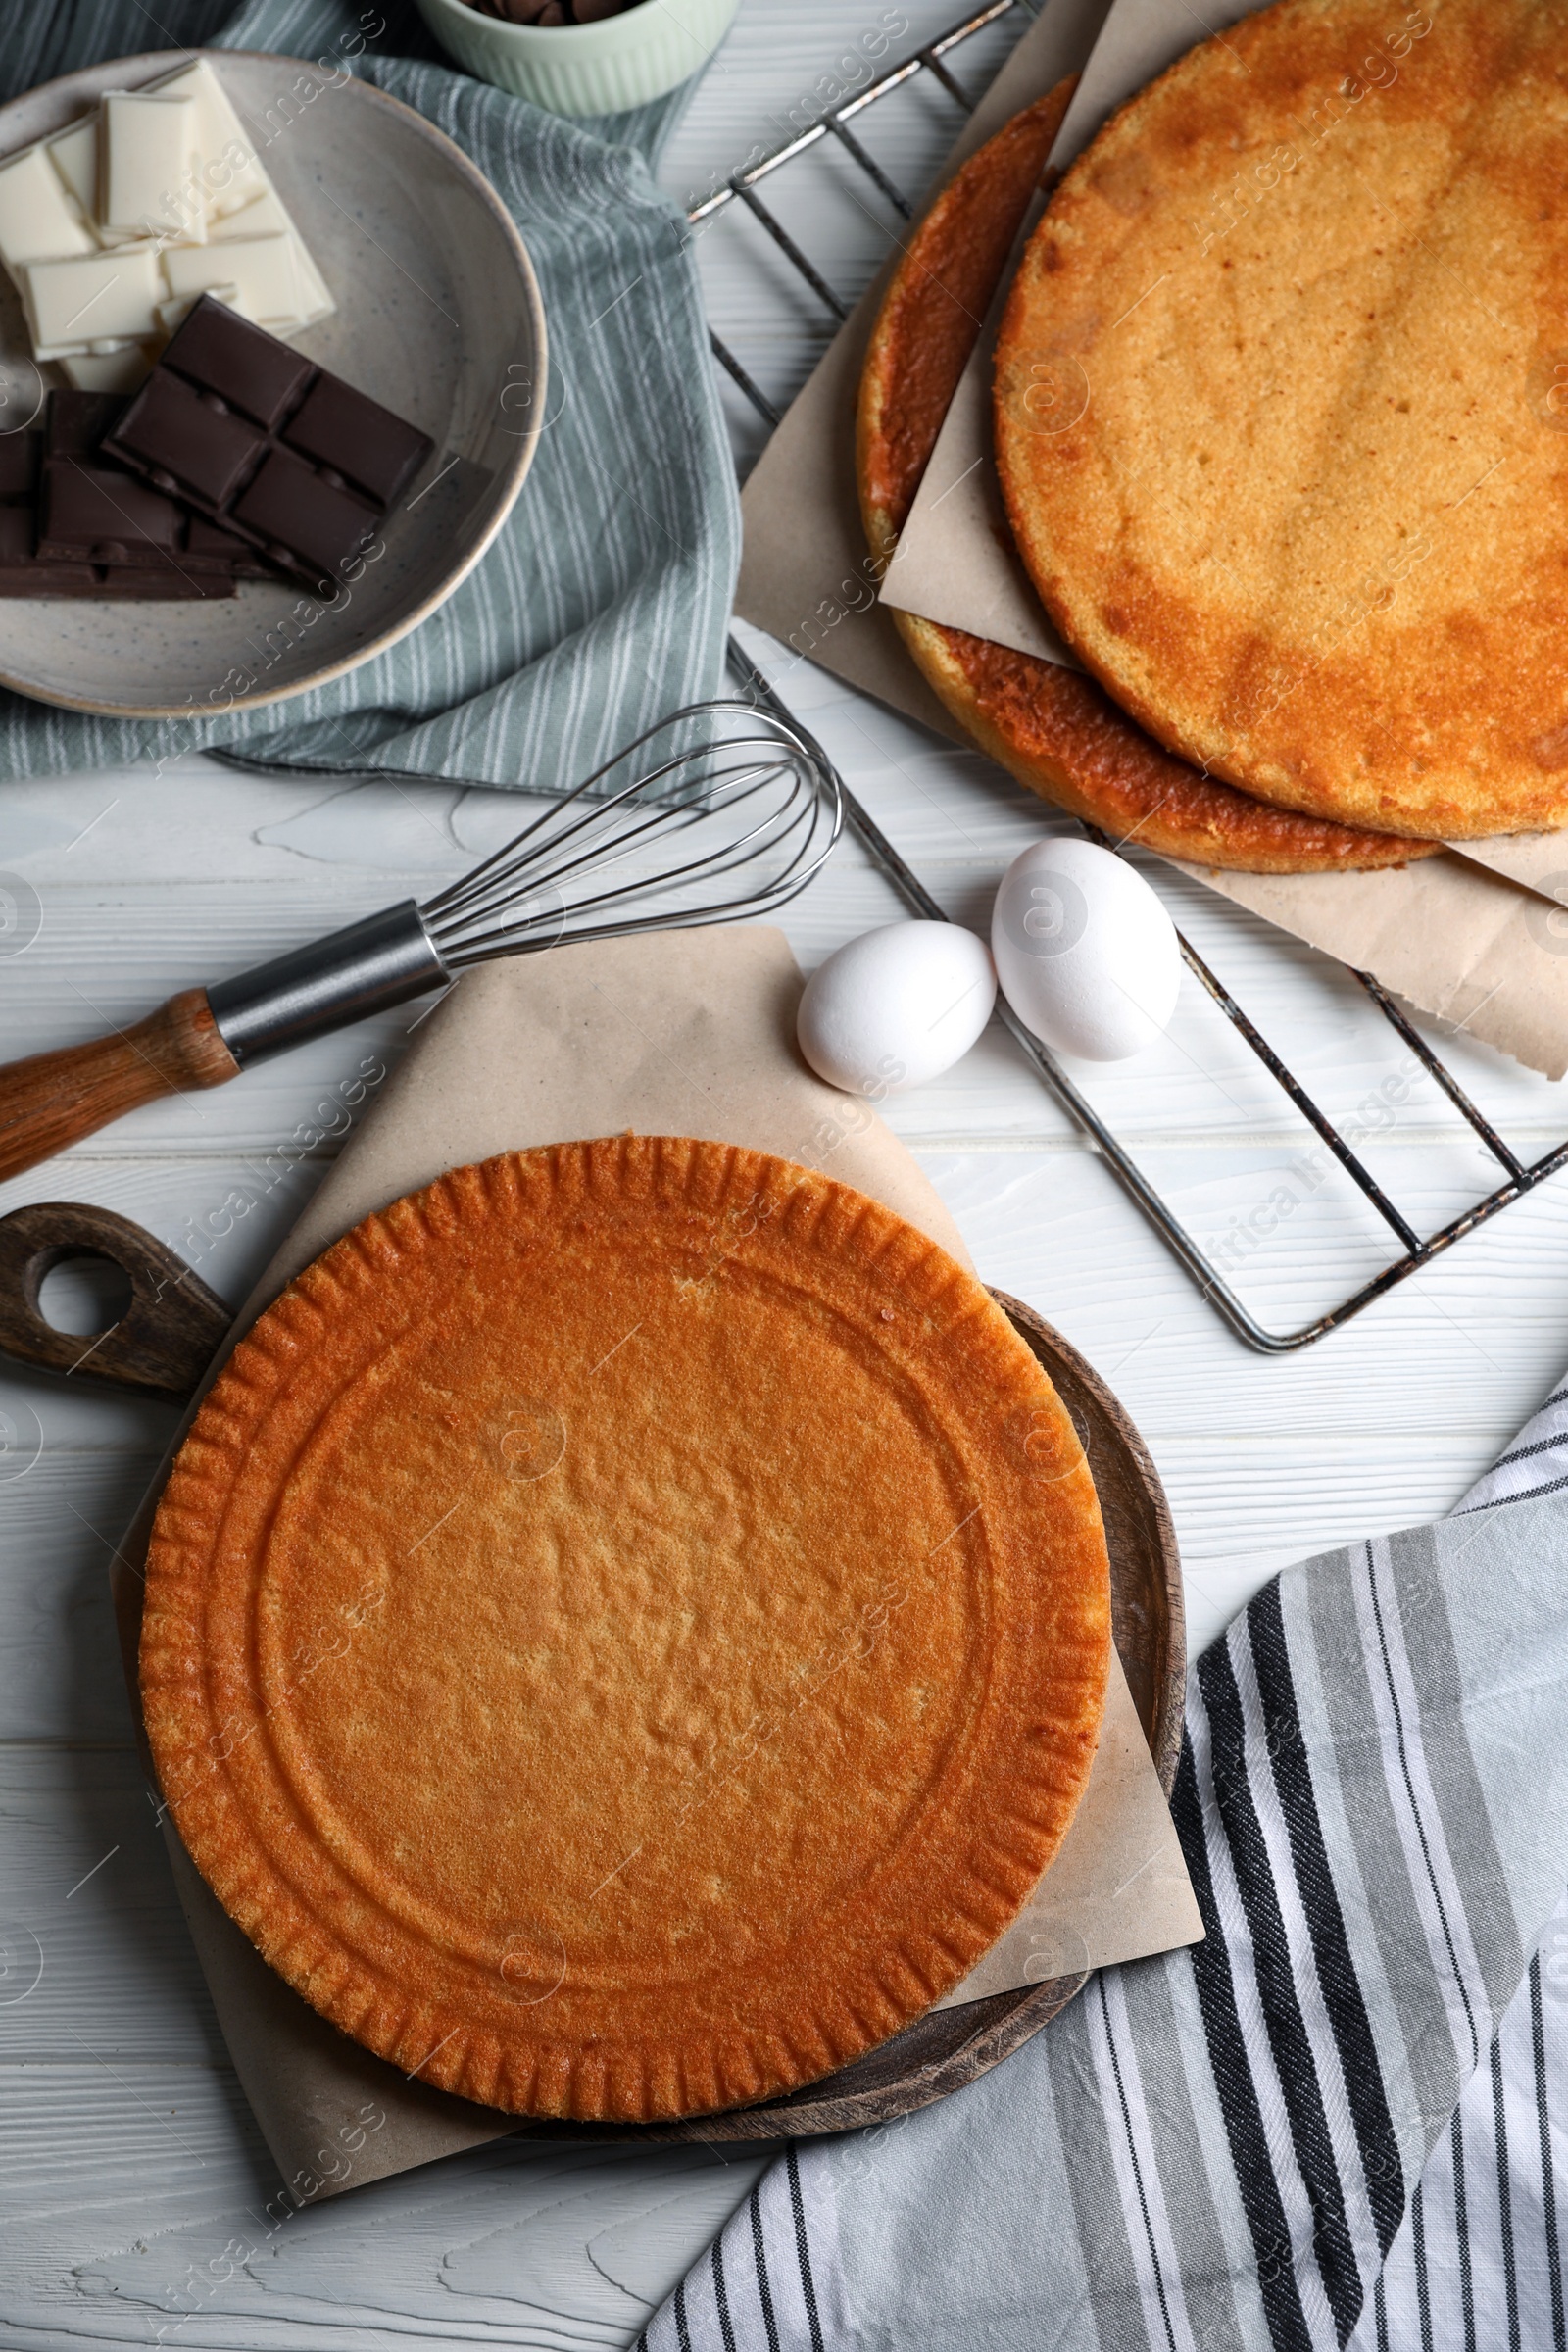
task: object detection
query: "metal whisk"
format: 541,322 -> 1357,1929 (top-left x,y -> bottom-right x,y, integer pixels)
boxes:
0,698 -> 842,1184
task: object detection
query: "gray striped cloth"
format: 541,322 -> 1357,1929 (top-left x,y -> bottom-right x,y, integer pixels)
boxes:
0,0 -> 738,792
647,1379 -> 1568,2350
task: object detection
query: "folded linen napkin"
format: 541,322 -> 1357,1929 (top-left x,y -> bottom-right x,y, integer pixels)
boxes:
647,1380 -> 1568,2351
0,0 -> 739,792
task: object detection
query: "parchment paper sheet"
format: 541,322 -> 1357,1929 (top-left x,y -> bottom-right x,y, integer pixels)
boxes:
115,925 -> 1199,2197
743,0 -> 1568,1078
732,0 -> 1113,733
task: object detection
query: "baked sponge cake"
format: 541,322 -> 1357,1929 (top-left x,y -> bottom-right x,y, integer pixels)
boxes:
857,83 -> 1433,871
995,0 -> 1568,841
141,1136 -> 1112,2123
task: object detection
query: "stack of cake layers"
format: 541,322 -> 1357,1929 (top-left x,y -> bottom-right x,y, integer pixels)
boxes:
861,0 -> 1568,872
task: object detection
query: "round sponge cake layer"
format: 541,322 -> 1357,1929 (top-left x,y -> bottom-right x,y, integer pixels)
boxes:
995,0 -> 1568,841
141,1137 -> 1112,2124
857,84 -> 1433,870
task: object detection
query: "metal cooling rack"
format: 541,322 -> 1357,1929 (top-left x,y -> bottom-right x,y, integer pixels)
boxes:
695,2 -> 1568,1353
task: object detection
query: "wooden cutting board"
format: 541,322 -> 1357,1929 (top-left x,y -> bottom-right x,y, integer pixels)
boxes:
0,1200 -> 1183,2143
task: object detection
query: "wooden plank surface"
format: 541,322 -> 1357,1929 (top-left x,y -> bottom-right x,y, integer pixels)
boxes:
4,2 -> 1568,2341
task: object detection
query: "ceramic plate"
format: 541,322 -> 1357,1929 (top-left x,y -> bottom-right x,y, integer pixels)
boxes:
0,51 -> 546,718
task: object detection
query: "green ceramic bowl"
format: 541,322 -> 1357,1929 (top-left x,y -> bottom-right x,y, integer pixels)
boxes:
415,0 -> 741,115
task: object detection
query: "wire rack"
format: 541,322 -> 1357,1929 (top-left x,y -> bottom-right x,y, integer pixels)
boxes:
692,1 -> 1568,1353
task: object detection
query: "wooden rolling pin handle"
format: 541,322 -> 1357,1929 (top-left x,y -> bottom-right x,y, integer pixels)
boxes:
0,988 -> 240,1183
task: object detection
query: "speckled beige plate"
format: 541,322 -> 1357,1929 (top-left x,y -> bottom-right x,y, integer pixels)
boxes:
0,51 -> 545,718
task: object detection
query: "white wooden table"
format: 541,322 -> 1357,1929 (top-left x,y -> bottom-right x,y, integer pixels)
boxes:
6,4 -> 1568,2343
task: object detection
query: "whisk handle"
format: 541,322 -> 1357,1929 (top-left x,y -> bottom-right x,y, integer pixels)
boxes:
0,989 -> 239,1183
0,904 -> 454,1185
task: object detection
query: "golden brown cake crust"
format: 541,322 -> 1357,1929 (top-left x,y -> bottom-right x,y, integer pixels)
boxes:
858,85 -> 1434,872
995,0 -> 1568,841
141,1137 -> 1112,2124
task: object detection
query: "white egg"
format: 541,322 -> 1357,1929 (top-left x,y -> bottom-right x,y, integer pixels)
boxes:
990,837 -> 1182,1062
797,921 -> 997,1097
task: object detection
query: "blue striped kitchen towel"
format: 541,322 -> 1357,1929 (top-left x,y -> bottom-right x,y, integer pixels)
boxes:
0,0 -> 739,791
645,1378 -> 1568,2350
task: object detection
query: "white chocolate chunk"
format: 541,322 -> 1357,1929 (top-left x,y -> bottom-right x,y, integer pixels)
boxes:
40,120 -> 140,247
0,61 -> 335,366
148,61 -> 335,329
207,187 -> 287,240
207,186 -> 334,328
35,120 -> 144,251
58,343 -> 154,393
43,121 -> 97,222
100,91 -> 204,241
282,229 -> 333,328
148,58 -> 270,218
20,245 -> 165,353
0,142 -> 94,270
163,233 -> 299,325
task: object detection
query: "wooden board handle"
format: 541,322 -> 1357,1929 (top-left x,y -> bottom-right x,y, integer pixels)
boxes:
0,1200 -> 232,1397
0,988 -> 239,1184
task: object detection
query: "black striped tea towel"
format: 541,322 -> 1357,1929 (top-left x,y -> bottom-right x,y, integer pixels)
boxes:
644,1378 -> 1568,2350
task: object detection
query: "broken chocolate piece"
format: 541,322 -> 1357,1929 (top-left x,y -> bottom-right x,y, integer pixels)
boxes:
0,429 -> 38,505
40,391 -> 186,568
103,297 -> 434,593
0,410 -> 235,597
38,391 -> 270,579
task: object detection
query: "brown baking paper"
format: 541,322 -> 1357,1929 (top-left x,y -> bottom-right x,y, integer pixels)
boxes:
732,0 -> 1114,731
742,0 -> 1568,1080
1444,834 -> 1568,905
114,924 -> 1199,2198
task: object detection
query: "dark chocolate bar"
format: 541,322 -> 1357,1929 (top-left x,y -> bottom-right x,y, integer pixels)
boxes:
0,416 -> 235,599
102,299 -> 435,594
39,392 -> 267,577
